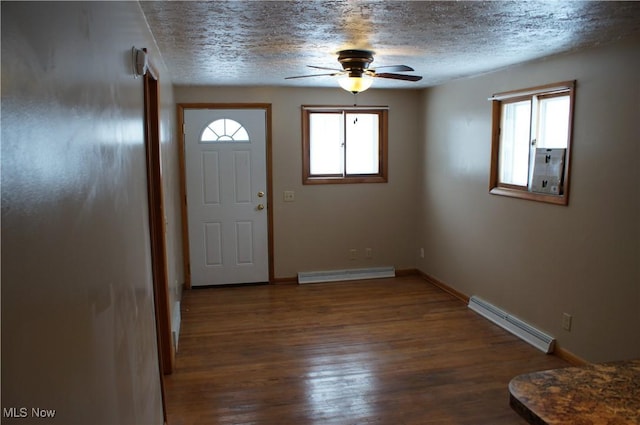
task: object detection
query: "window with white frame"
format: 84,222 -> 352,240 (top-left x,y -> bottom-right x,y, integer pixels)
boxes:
489,81 -> 575,205
302,106 -> 388,184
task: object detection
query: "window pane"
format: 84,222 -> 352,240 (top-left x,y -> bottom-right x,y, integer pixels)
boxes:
309,113 -> 343,175
345,113 -> 379,174
201,127 -> 217,141
499,100 -> 531,186
537,95 -> 570,149
201,119 -> 249,142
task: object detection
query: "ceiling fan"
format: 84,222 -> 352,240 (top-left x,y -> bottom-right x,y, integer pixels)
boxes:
285,49 -> 423,93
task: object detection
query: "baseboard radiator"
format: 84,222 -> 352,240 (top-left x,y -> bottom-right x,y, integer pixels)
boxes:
468,296 -> 555,353
298,266 -> 395,284
172,301 -> 181,353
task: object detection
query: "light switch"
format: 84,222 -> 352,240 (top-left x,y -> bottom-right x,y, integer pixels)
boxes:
283,190 -> 295,202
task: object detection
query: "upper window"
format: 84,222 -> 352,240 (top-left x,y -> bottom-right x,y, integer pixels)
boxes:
489,81 -> 575,205
201,118 -> 249,142
302,106 -> 388,184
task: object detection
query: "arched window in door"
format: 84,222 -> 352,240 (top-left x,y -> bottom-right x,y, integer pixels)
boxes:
201,118 -> 249,142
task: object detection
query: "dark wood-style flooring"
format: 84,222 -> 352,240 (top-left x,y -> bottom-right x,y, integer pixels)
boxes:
165,276 -> 569,424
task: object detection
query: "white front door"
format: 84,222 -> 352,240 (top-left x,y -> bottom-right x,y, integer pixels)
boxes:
184,108 -> 269,286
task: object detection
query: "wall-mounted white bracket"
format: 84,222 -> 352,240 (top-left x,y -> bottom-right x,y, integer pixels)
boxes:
132,46 -> 148,78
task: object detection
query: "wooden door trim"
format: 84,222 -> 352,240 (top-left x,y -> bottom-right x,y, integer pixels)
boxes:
144,71 -> 174,384
177,103 -> 274,289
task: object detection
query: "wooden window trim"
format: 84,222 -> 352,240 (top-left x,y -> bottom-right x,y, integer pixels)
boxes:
489,81 -> 575,205
302,106 -> 388,185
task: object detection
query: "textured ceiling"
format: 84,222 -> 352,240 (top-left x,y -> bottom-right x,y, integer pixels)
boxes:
140,1 -> 640,89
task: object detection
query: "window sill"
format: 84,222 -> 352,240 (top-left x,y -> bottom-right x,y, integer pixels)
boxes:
490,186 -> 568,205
304,175 -> 388,185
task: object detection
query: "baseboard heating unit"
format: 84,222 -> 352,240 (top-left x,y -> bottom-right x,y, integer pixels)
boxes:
172,301 -> 181,352
468,296 -> 555,353
298,267 -> 395,284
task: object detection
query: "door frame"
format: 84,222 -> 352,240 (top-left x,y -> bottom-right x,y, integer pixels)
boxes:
177,103 -> 274,289
142,63 -> 171,424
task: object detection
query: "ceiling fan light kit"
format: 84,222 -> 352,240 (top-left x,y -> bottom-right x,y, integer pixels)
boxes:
338,75 -> 374,94
285,49 -> 422,94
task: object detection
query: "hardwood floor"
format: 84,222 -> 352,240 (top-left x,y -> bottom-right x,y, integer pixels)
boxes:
165,276 -> 569,425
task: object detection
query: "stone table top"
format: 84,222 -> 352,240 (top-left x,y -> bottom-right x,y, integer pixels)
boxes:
509,359 -> 640,425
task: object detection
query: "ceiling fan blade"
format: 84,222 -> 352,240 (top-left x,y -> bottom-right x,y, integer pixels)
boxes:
307,65 -> 344,72
374,73 -> 423,82
372,65 -> 414,72
284,72 -> 341,80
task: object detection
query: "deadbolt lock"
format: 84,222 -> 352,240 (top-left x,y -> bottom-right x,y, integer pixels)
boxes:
257,191 -> 265,197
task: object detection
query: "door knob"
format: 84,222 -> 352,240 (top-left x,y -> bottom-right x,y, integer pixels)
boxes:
257,204 -> 265,210
257,191 -> 265,198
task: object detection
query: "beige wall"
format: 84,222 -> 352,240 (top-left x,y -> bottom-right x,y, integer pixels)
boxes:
417,36 -> 640,363
176,87 -> 422,279
1,2 -> 181,423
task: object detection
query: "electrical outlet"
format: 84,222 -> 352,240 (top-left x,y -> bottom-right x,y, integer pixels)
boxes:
365,248 -> 372,258
562,313 -> 572,331
420,248 -> 425,258
349,249 -> 357,260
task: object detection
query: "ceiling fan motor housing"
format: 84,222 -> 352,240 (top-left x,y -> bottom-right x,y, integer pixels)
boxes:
338,50 -> 374,77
